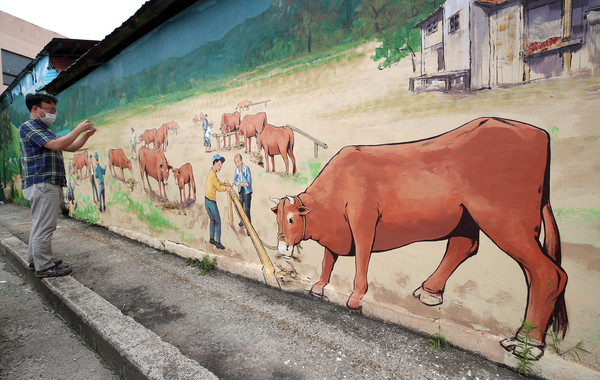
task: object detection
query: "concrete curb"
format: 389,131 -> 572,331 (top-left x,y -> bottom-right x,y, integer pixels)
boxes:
0,225 -> 218,380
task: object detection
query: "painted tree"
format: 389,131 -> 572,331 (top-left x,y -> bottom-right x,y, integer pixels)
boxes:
353,0 -> 438,70
292,0 -> 340,53
0,111 -> 13,187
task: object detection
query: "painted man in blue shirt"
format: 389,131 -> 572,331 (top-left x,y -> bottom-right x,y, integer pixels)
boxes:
233,153 -> 252,230
94,152 -> 106,212
19,93 -> 96,278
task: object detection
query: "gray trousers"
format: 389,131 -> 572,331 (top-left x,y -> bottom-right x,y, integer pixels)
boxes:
22,183 -> 62,271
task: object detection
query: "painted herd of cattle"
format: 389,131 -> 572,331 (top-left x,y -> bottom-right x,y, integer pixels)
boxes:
218,108 -> 297,175
72,100 -> 297,205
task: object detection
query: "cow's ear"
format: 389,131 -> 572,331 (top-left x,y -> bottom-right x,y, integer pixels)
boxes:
168,165 -> 173,170
271,206 -> 278,214
298,206 -> 311,216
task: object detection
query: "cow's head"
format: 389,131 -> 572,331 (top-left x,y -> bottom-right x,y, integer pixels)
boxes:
126,159 -> 132,171
160,161 -> 173,184
172,168 -> 181,182
271,196 -> 311,259
256,130 -> 263,150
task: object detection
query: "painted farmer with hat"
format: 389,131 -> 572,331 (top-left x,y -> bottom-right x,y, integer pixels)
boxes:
205,154 -> 231,249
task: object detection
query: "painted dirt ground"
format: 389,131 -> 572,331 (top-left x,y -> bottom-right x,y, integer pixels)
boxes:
63,42 -> 600,369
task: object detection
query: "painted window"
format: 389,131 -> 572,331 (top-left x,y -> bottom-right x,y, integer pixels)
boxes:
426,20 -> 438,35
449,12 -> 460,33
1,49 -> 33,86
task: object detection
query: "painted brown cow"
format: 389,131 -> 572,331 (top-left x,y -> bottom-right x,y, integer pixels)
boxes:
154,123 -> 168,151
239,112 -> 267,153
271,117 -> 567,360
108,148 -> 132,180
236,99 -> 252,111
172,163 -> 196,205
256,124 -> 297,175
72,151 -> 90,178
163,120 -> 179,135
138,146 -> 172,201
220,111 -> 241,148
139,128 -> 157,148
193,114 -> 203,124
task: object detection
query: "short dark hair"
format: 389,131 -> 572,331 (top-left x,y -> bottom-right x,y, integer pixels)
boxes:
25,93 -> 58,111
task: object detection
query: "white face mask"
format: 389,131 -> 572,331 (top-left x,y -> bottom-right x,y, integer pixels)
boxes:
37,106 -> 57,125
40,112 -> 57,125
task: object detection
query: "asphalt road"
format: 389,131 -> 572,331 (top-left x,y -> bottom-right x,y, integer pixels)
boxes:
0,244 -> 118,379
0,203 -> 529,379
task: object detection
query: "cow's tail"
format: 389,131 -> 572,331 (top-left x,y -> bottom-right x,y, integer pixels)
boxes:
287,127 -> 297,175
192,176 -> 196,198
541,140 -> 568,339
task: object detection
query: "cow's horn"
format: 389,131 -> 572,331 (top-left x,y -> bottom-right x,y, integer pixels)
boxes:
286,196 -> 295,205
269,197 -> 280,205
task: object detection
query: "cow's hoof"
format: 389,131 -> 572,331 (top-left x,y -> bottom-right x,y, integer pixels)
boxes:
412,286 -> 443,306
309,284 -> 325,298
346,297 -> 363,314
500,338 -> 544,360
347,304 -> 362,314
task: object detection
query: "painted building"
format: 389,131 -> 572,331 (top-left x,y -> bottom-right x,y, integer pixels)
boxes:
1,1 -> 599,377
411,0 -> 600,91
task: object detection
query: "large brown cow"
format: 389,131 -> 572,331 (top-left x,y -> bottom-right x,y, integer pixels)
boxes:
220,111 -> 241,148
138,146 -> 172,201
270,117 -> 567,360
172,163 -> 196,205
72,151 -> 90,178
154,123 -> 168,151
256,124 -> 297,175
139,128 -> 157,148
239,112 -> 267,153
108,148 -> 132,180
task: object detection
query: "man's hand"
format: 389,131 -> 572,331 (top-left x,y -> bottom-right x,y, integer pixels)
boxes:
77,120 -> 95,132
83,127 -> 97,138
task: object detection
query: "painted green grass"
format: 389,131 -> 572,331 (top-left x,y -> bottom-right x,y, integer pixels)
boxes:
275,160 -> 323,187
111,188 -> 174,232
555,208 -> 600,223
9,183 -> 29,207
179,231 -> 195,245
74,194 -> 100,223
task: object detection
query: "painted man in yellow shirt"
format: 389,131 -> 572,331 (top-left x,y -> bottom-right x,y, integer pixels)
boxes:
205,154 -> 231,249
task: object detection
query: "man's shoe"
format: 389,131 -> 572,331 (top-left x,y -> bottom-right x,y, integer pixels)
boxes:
28,259 -> 63,272
215,242 -> 225,250
209,238 -> 217,245
35,265 -> 72,278
238,221 -> 244,227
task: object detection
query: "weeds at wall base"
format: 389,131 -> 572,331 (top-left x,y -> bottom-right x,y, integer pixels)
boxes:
514,320 -> 538,374
424,308 -> 448,352
186,256 -> 217,276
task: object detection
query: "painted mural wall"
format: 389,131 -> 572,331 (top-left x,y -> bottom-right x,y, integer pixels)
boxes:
2,0 -> 600,373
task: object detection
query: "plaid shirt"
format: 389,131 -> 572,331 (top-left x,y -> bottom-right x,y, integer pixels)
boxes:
19,117 -> 66,189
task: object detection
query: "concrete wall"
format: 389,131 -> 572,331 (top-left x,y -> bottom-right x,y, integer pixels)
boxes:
2,0 -> 599,376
